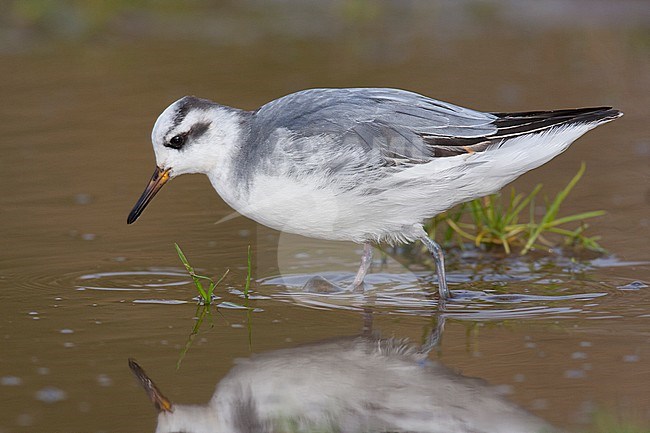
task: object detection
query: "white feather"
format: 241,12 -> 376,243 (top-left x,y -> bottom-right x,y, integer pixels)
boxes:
225,123 -> 595,244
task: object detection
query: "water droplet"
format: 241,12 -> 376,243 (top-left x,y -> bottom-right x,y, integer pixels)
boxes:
1,376 -> 22,386
564,369 -> 586,379
35,386 -> 67,403
96,374 -> 113,387
74,193 -> 93,205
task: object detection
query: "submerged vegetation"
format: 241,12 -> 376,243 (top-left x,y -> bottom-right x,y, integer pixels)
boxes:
425,163 -> 605,255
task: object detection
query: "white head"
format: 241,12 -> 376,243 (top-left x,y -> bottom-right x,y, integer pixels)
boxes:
127,96 -> 247,224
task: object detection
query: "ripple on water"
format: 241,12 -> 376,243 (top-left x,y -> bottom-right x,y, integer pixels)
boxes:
3,263 -> 196,306
260,269 -> 611,320
131,299 -> 189,305
76,269 -> 192,303
77,269 -> 255,307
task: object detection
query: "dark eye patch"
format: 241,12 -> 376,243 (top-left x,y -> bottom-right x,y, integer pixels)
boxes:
189,122 -> 210,140
164,122 -> 211,150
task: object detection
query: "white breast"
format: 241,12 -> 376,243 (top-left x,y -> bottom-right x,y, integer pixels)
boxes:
208,123 -> 596,244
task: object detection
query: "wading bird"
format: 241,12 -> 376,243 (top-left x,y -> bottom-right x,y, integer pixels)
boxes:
128,88 -> 620,299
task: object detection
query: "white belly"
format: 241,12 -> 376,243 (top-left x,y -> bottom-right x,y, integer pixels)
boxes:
208,123 -> 594,244
236,174 -> 418,242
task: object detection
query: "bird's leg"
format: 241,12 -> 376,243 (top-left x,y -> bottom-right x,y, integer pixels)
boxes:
350,242 -> 373,291
420,236 -> 451,300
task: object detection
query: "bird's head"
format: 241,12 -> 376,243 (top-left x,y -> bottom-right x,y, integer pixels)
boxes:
127,96 -> 245,224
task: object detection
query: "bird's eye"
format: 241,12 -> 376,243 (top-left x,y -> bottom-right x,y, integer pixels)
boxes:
167,135 -> 185,149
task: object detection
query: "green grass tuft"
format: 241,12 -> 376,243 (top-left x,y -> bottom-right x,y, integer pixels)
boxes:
425,163 -> 605,255
175,244 -> 255,367
174,243 -> 229,305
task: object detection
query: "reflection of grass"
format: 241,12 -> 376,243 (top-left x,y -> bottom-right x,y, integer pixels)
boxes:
244,244 -> 253,350
425,163 -> 605,255
175,244 -> 255,367
177,305 -> 213,370
174,243 -> 229,305
244,244 -> 252,299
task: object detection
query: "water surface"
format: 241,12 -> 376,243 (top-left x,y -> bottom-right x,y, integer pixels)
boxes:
1,2 -> 649,432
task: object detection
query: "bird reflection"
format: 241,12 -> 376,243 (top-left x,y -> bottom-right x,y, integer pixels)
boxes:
130,327 -> 557,432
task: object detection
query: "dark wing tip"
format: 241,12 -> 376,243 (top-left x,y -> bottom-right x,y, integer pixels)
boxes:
420,106 -> 623,159
493,106 -> 622,126
564,106 -> 623,123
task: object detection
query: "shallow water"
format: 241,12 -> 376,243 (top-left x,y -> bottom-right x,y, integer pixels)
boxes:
1,2 -> 649,432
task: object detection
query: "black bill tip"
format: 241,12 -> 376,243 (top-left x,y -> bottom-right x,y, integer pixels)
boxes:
127,167 -> 170,224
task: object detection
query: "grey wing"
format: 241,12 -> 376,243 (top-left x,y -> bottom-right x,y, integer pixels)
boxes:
252,88 -> 498,168
251,88 -> 619,173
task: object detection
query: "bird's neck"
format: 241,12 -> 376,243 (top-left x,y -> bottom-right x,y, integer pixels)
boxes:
206,110 -> 254,212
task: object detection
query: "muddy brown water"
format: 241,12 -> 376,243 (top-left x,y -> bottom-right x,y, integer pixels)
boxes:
1,2 -> 649,432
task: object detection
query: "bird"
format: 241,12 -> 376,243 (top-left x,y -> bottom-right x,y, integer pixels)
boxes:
129,335 -> 558,433
127,88 -> 621,300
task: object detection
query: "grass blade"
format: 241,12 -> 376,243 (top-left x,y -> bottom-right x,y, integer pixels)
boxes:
545,210 -> 606,228
423,163 -> 604,255
521,163 -> 586,254
175,243 -> 209,302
